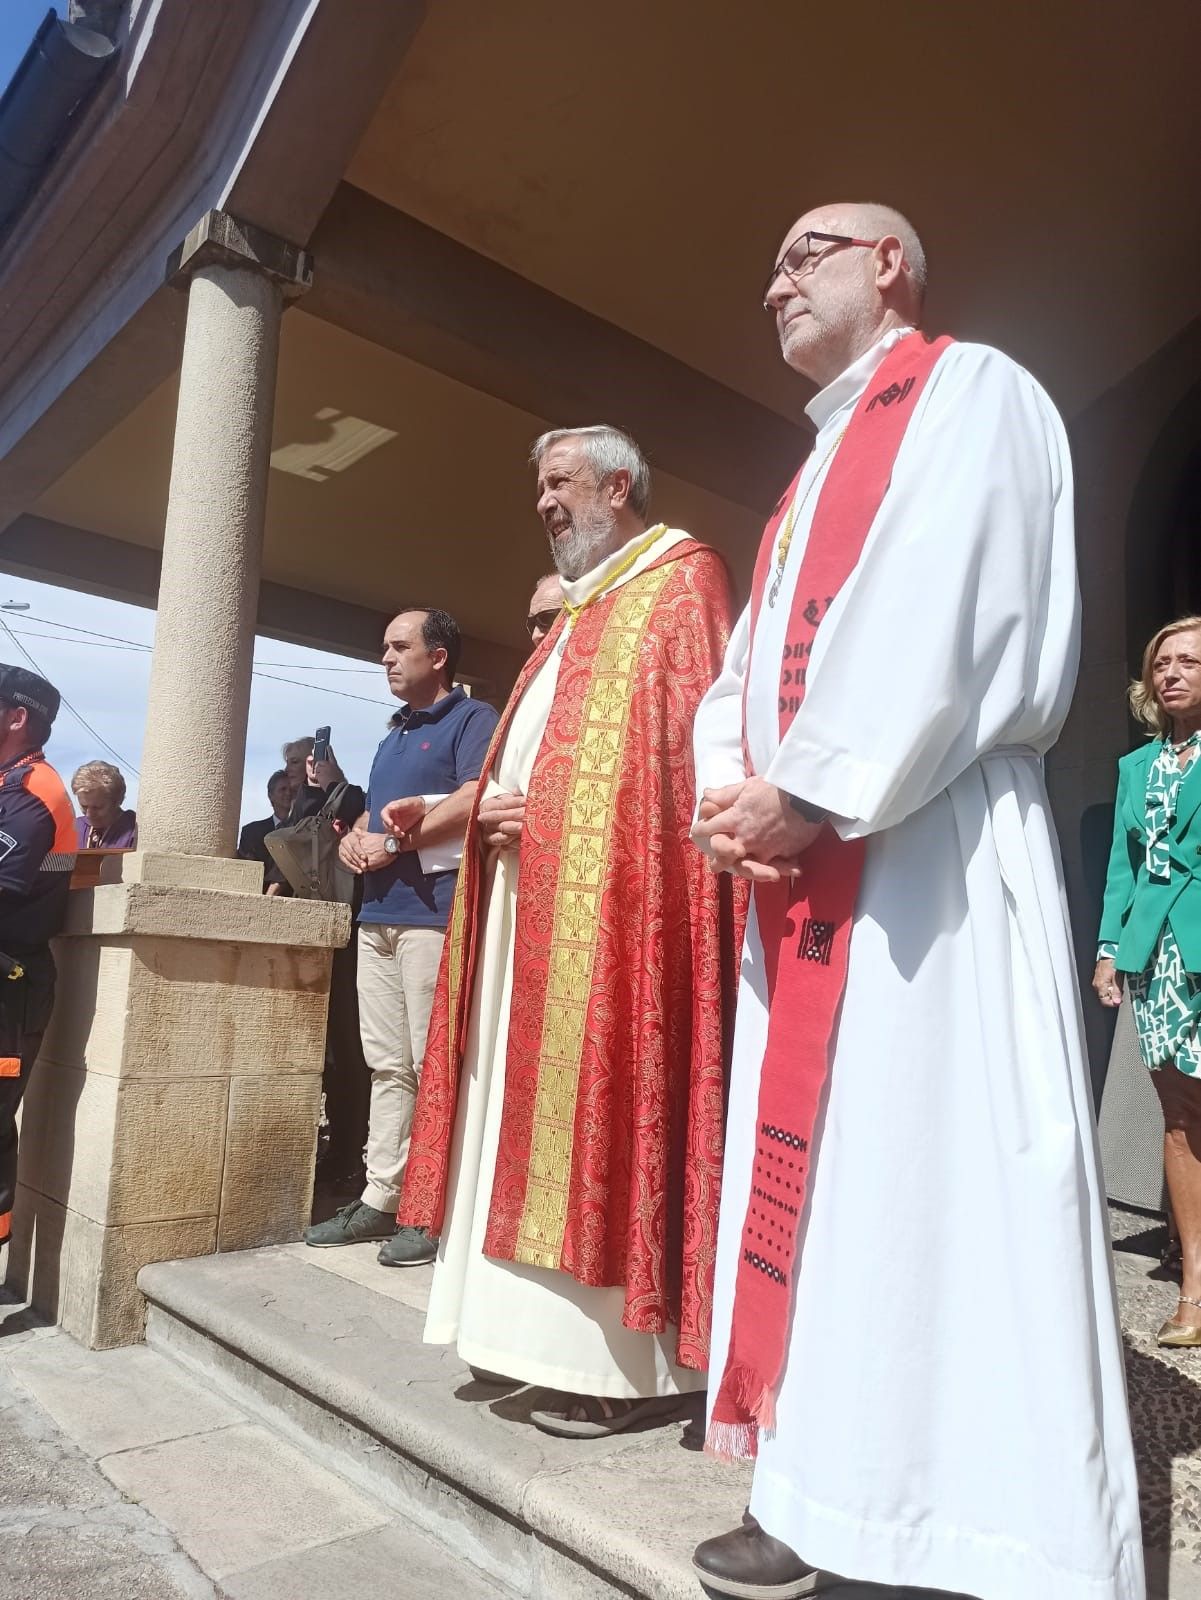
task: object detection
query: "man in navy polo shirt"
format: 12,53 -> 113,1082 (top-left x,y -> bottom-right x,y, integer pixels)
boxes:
305,607 -> 497,1263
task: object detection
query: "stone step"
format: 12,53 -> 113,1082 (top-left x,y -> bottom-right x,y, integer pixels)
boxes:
137,1243 -> 754,1600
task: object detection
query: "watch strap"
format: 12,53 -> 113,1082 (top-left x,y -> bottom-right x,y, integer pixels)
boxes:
787,792 -> 827,824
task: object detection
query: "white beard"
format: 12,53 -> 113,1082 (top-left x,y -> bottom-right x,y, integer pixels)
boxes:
548,503 -> 618,581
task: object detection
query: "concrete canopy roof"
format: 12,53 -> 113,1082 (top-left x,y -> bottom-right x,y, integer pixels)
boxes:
31,309 -> 763,654
344,0 -> 1201,422
19,0 -> 1201,661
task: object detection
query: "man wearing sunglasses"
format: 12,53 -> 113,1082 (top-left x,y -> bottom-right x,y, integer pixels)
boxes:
524,572 -> 563,650
691,204 -> 1143,1600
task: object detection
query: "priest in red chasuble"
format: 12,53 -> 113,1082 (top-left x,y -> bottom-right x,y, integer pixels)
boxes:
399,424 -> 743,1436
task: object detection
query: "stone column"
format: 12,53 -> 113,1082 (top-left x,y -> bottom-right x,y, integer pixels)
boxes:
138,212 -> 312,857
6,214 -> 350,1349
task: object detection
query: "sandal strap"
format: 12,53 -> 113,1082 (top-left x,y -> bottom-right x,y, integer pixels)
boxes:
563,1394 -> 636,1424
1178,1295 -> 1201,1310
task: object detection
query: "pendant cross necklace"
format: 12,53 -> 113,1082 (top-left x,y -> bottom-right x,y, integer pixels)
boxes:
768,429 -> 847,608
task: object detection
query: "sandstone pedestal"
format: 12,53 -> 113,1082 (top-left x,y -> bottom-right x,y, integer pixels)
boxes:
7,854 -> 350,1348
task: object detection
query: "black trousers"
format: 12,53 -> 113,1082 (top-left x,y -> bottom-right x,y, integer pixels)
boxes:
0,946 -> 56,1242
321,940 -> 370,1170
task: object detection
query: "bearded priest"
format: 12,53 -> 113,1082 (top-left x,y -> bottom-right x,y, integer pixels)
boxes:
690,205 -> 1145,1600
398,424 -> 743,1437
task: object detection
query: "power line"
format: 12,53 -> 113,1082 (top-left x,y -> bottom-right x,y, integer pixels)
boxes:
248,669 -> 394,708
2,617 -> 394,710
5,625 -> 377,673
2,629 -> 149,652
0,616 -> 139,774
16,613 -> 378,671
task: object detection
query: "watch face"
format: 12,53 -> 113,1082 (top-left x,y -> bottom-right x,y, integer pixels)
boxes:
384,836 -> 398,854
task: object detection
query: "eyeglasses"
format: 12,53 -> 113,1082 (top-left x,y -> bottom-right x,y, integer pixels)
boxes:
526,608 -> 562,638
763,231 -> 881,307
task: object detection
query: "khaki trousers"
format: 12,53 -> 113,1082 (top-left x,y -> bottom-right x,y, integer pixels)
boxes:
356,923 -> 445,1213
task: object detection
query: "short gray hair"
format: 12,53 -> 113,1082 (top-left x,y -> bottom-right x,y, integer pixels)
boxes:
530,425 -> 652,519
846,202 -> 928,311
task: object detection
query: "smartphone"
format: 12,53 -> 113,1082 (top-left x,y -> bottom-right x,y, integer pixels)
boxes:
313,725 -> 331,763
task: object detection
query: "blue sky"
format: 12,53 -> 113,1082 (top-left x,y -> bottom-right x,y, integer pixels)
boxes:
0,3 -> 400,832
0,579 -> 399,829
0,2 -> 64,94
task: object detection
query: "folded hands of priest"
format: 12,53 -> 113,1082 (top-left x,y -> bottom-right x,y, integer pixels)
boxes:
691,775 -> 821,882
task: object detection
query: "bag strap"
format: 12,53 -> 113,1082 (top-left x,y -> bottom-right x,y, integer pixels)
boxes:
316,781 -> 350,823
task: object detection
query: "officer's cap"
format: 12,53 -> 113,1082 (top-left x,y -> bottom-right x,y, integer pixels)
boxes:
0,663 -> 60,728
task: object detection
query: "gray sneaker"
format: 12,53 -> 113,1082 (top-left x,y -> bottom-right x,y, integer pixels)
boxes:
377,1226 -> 437,1267
304,1200 -> 396,1247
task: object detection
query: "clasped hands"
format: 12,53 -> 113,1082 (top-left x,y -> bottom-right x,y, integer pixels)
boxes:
337,796 -> 427,875
478,789 -> 525,852
690,776 -> 823,883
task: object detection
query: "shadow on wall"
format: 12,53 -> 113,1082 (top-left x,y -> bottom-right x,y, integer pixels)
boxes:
1080,799 -> 1120,1105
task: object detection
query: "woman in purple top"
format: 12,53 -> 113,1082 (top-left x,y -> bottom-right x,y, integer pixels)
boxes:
71,760 -> 137,849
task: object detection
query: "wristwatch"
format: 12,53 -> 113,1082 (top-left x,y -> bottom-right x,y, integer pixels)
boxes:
384,835 -> 400,855
787,793 -> 828,824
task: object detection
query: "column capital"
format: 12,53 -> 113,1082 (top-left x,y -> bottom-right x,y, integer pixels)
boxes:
166,209 -> 313,298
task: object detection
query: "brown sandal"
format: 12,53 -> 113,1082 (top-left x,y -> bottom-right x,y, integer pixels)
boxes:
529,1392 -> 685,1438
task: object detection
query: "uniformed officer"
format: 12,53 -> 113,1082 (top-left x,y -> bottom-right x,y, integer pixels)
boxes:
0,665 -> 75,1248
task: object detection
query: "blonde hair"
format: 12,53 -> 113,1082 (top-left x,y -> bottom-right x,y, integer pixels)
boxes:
71,760 -> 126,804
1129,616 -> 1201,737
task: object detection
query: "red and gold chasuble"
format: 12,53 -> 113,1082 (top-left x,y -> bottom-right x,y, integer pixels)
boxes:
707,332 -> 954,1459
401,539 -> 745,1372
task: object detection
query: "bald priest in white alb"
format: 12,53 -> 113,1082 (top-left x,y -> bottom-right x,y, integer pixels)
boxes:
689,203 -> 1144,1600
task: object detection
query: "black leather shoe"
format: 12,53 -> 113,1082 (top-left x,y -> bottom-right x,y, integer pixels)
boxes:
692,1511 -> 818,1598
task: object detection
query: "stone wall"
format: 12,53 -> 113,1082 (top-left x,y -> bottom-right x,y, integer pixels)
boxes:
8,862 -> 350,1348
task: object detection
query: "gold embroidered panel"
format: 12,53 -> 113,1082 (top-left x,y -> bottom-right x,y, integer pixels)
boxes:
514,564 -> 674,1268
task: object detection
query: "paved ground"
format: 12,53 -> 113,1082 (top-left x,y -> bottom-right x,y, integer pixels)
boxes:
0,1292 -> 508,1600
1,1206 -> 1199,1599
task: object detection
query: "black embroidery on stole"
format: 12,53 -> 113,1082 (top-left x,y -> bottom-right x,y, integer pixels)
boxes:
799,917 -> 835,965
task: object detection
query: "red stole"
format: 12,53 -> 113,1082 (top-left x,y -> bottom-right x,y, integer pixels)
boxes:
706,332 -> 954,1460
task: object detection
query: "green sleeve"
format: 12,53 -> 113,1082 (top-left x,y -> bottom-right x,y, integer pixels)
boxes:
1097,763 -> 1137,950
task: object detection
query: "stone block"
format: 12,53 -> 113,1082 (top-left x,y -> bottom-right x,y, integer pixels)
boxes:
217,1074 -> 321,1251
3,1181 -> 67,1323
219,1522 -> 504,1600
8,1336 -> 243,1458
117,938 -> 332,1080
25,1061 -> 116,1218
60,1213 -> 218,1349
69,881 -> 351,949
99,1422 -> 388,1580
103,849 -> 264,894
38,940 -> 132,1075
279,1240 -> 432,1315
23,1064 -> 228,1228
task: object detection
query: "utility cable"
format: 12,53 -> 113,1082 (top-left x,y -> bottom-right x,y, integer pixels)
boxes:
0,616 -> 139,774
14,614 -> 377,671
3,617 -> 390,707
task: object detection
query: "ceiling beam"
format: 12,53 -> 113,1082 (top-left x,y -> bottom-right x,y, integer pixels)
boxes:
0,1 -> 428,533
306,183 -> 805,514
0,514 -> 524,700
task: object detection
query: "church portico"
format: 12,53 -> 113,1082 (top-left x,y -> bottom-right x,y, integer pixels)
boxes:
0,0 -> 1194,1369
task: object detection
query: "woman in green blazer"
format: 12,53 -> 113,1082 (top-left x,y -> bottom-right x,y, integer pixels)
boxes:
1096,615 -> 1201,1347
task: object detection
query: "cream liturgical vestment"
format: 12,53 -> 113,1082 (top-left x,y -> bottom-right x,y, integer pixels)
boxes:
424,525 -> 708,1399
694,331 -> 1145,1600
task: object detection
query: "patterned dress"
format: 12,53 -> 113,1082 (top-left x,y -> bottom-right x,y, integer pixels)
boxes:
1100,734 -> 1201,1076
